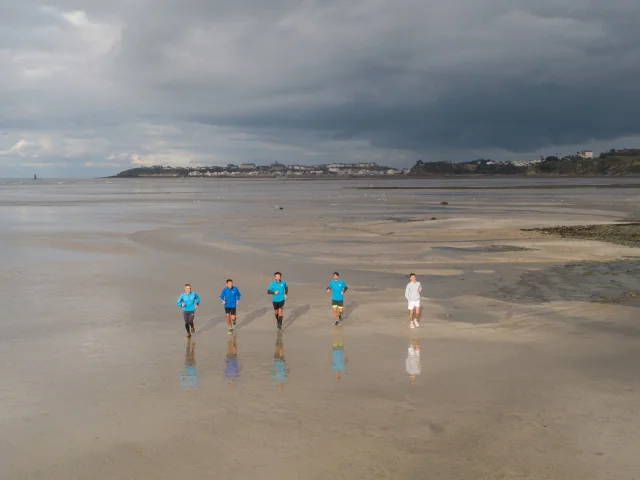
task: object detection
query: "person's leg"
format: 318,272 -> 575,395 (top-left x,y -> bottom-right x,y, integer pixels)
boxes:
184,311 -> 192,336
414,306 -> 421,326
338,306 -> 344,321
225,311 -> 231,328
333,305 -> 339,323
231,309 -> 237,327
278,306 -> 284,328
273,302 -> 280,326
189,312 -> 195,333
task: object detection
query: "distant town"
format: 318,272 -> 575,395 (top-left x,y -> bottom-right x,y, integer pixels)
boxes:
112,149 -> 640,178
114,161 -> 406,178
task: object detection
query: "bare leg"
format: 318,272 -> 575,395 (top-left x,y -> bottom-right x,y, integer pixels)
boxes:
226,313 -> 231,328
231,314 -> 237,326
333,307 -> 339,322
414,307 -> 421,325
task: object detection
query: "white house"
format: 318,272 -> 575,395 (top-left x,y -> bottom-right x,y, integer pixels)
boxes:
578,150 -> 594,158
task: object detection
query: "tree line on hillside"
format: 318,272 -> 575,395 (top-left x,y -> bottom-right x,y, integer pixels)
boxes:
409,152 -> 640,176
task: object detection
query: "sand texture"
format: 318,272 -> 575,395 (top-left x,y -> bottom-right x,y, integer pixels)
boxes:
0,177 -> 639,480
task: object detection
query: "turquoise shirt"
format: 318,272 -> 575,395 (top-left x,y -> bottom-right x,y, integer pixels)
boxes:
327,279 -> 347,301
268,280 -> 288,302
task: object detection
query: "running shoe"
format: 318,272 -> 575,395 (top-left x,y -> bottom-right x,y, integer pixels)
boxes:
232,320 -> 237,328
413,320 -> 420,328
410,321 -> 415,329
190,325 -> 196,333
335,321 -> 339,326
228,328 -> 234,335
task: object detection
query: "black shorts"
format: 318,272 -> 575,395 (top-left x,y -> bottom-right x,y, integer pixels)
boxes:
183,311 -> 195,324
225,307 -> 237,315
272,300 -> 285,310
332,300 -> 344,308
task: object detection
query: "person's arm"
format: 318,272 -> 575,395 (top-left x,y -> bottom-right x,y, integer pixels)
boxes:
220,290 -> 226,303
418,282 -> 422,294
342,283 -> 348,294
284,283 -> 289,298
326,283 -> 331,293
177,294 -> 184,307
194,292 -> 201,308
236,288 -> 241,302
405,284 -> 410,300
267,283 -> 275,295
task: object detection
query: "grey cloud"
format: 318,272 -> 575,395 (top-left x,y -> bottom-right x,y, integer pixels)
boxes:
1,0 -> 640,176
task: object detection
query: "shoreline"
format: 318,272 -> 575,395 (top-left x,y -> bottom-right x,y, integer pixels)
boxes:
108,173 -> 640,181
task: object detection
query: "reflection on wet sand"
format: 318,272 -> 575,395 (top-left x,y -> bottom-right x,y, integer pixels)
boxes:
331,327 -> 347,380
180,340 -> 199,393
405,336 -> 421,386
224,334 -> 241,386
271,331 -> 288,391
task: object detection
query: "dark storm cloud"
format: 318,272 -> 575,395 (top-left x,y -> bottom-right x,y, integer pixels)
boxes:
1,0 -> 640,176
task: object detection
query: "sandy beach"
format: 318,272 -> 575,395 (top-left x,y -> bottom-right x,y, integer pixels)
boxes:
0,177 -> 639,479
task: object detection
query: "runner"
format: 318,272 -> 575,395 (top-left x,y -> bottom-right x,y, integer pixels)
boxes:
267,271 -> 288,330
405,273 -> 422,328
176,283 -> 201,338
220,279 -> 241,334
405,336 -> 421,386
331,327 -> 347,380
224,334 -> 241,384
326,272 -> 348,326
272,331 -> 287,391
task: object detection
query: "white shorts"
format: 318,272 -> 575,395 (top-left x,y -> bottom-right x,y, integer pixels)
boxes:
408,300 -> 420,310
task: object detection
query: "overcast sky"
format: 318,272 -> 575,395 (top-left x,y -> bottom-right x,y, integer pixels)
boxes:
1,0 -> 639,177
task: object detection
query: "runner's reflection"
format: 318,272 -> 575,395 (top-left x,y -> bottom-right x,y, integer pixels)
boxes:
224,333 -> 241,386
331,327 -> 348,380
180,339 -> 199,393
406,336 -> 421,386
271,331 -> 288,391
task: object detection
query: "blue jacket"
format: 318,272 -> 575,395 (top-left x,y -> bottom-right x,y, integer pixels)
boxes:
327,279 -> 347,301
267,280 -> 288,302
220,286 -> 241,308
176,292 -> 201,312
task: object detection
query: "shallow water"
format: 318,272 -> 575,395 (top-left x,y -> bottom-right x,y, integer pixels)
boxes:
1,177 -> 639,479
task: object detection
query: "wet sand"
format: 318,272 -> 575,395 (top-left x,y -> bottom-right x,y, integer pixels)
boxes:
0,177 -> 639,479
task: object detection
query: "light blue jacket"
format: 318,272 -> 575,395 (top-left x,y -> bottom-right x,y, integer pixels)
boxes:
176,292 -> 201,312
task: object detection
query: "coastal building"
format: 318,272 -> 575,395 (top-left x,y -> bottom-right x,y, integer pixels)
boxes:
240,163 -> 256,170
578,150 -> 594,158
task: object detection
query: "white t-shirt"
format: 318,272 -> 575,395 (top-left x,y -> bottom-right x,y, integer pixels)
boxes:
405,281 -> 422,301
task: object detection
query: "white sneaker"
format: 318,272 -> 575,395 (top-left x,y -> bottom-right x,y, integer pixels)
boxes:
410,321 -> 415,329
413,320 -> 420,328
